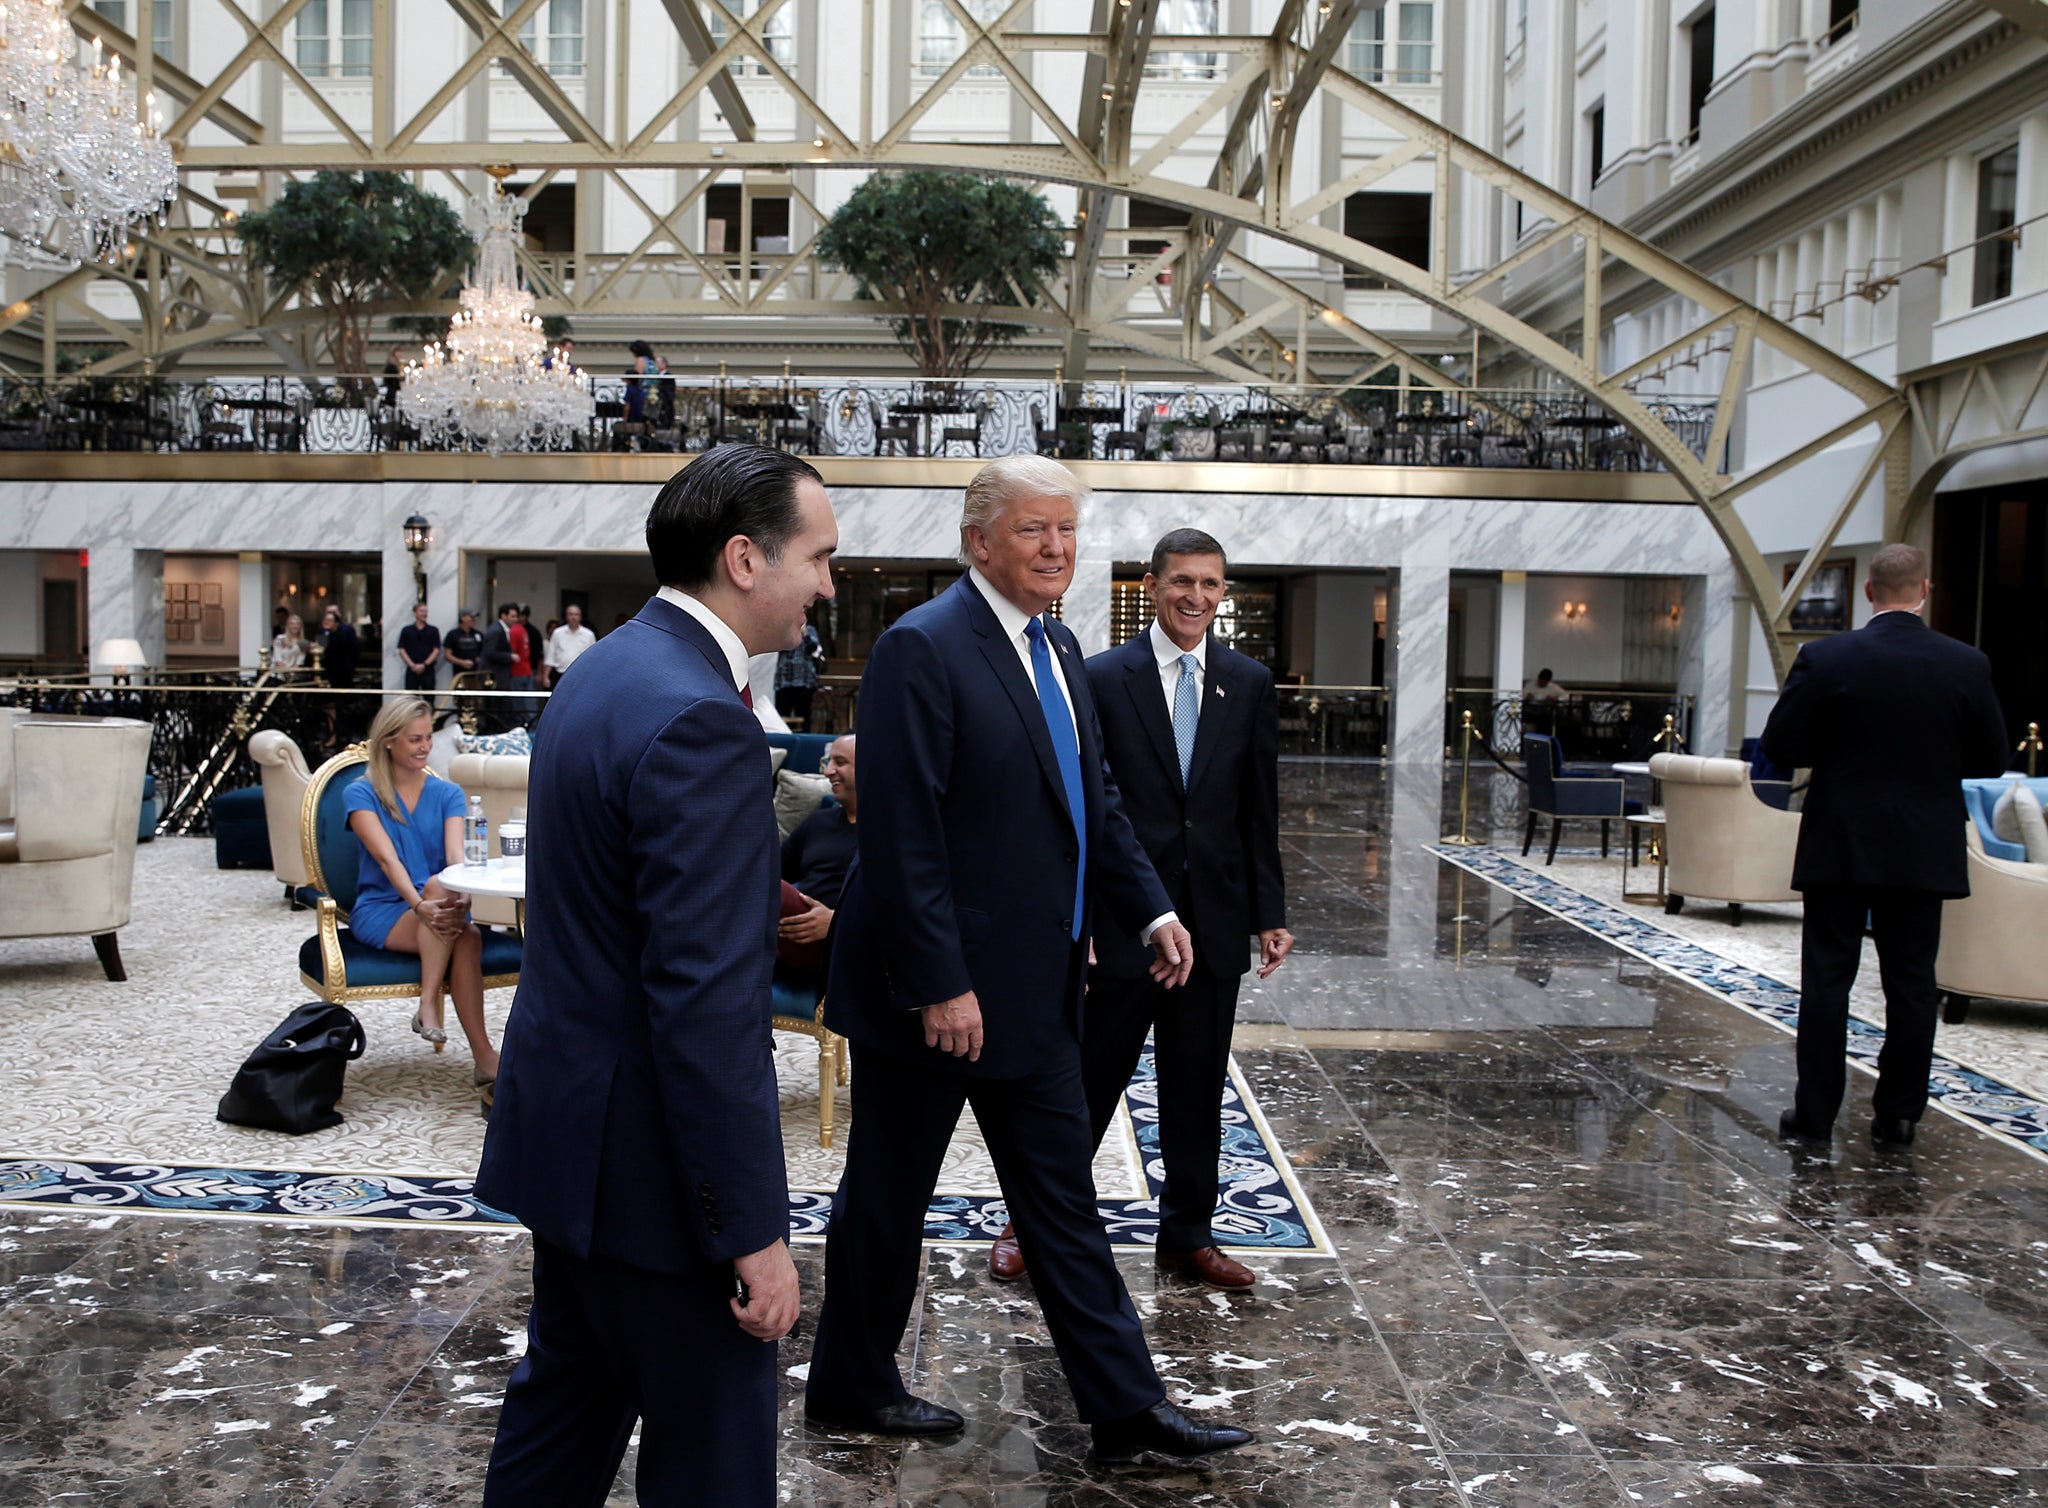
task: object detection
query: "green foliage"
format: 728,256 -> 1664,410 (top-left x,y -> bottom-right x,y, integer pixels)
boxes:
540,314 -> 574,345
239,171 -> 472,379
816,172 -> 1063,378
387,313 -> 450,343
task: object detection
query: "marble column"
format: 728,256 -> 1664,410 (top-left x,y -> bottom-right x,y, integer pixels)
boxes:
1062,556 -> 1114,656
87,543 -> 164,672
1495,571 -> 1527,698
1676,561 -> 1738,756
1389,553 -> 1451,770
381,537 -> 419,691
237,554 -> 268,667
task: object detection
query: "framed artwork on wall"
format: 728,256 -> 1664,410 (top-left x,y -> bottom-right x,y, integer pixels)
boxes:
200,606 -> 225,642
201,582 -> 222,607
1783,559 -> 1853,635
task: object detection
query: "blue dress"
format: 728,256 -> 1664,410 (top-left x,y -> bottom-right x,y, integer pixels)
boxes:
344,774 -> 469,949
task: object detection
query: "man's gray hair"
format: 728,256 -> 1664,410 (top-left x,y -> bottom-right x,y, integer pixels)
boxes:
958,454 -> 1089,566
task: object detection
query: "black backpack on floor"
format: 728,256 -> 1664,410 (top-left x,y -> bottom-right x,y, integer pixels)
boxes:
217,1002 -> 366,1135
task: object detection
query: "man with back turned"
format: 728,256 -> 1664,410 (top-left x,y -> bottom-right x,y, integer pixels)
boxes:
805,455 -> 1256,1465
477,444 -> 840,1505
1763,541 -> 2008,1151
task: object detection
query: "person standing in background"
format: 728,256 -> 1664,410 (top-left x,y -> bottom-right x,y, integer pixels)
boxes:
546,603 -> 597,685
774,618 -> 824,727
1763,542 -> 2010,1151
396,601 -> 441,693
318,603 -> 362,748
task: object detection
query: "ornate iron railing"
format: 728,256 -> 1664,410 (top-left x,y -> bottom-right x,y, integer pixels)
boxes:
1446,687 -> 1695,764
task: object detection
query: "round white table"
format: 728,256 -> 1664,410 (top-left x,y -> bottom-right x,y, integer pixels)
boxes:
438,857 -> 527,930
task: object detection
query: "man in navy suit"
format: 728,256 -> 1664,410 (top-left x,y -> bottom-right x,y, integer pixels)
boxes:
1762,542 -> 2008,1151
476,444 -> 839,1505
806,456 -> 1255,1464
988,528 -> 1291,1291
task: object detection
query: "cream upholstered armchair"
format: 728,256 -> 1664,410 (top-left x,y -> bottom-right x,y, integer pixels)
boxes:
0,714 -> 153,979
1936,823 -> 2048,1025
1649,752 -> 1801,923
449,751 -> 529,928
249,729 -> 314,906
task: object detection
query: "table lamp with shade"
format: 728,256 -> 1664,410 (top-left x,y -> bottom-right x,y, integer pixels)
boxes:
94,638 -> 148,684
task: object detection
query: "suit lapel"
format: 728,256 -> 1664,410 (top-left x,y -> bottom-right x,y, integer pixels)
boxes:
1122,634 -> 1184,792
1185,634 -> 1235,791
958,580 -> 1069,816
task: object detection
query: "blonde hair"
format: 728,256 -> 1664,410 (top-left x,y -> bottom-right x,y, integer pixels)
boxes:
958,454 -> 1089,566
363,695 -> 434,820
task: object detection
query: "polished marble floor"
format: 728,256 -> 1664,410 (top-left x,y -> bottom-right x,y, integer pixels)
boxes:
7,762 -> 2048,1504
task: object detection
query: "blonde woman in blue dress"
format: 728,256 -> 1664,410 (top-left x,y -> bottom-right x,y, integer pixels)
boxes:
345,696 -> 499,1088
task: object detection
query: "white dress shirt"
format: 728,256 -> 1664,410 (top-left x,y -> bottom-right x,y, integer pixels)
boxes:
546,622 -> 596,673
655,585 -> 749,694
1149,619 -> 1207,717
965,569 -> 1176,947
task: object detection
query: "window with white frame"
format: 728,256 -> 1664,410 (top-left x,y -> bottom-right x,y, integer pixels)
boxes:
498,0 -> 584,79
1349,1 -> 1436,86
1142,0 -> 1219,82
916,0 -> 1006,80
294,0 -> 372,78
1973,143 -> 2019,308
709,0 -> 795,77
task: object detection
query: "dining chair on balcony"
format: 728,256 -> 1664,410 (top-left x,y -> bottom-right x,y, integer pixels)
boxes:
939,403 -> 987,456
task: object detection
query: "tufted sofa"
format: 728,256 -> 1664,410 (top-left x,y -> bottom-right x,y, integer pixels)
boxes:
249,730 -> 314,903
1937,818 -> 2048,1025
1649,752 -> 1801,922
0,714 -> 153,979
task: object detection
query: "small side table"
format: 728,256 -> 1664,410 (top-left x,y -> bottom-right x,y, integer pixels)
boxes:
439,857 -> 527,933
1621,814 -> 1667,906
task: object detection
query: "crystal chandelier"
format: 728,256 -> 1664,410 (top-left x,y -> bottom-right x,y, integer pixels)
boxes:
399,174 -> 592,454
0,2 -> 179,268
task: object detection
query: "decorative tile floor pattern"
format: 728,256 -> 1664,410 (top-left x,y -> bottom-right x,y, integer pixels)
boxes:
1436,843 -> 2048,1159
0,839 -> 1324,1253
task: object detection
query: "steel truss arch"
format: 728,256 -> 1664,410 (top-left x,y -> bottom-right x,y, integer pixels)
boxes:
18,0 -> 1918,683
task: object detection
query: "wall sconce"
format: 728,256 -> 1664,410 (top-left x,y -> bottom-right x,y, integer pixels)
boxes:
1561,600 -> 1589,622
403,513 -> 432,603
1665,602 -> 1683,625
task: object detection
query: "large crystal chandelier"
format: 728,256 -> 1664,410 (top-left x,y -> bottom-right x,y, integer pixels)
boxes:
399,173 -> 592,454
0,2 -> 179,268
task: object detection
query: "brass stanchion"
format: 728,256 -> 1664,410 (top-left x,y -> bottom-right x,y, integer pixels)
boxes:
1442,709 -> 1484,846
2021,722 -> 2043,778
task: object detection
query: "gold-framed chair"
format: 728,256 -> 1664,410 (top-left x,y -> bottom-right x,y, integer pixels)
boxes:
296,747 -> 522,1025
771,981 -> 848,1149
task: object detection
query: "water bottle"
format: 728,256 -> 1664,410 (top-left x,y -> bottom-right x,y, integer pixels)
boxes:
465,795 -> 488,868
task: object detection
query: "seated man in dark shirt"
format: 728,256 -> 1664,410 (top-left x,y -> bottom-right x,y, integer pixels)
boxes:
777,734 -> 856,989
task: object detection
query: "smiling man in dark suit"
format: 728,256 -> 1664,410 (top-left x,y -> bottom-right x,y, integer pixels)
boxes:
805,456 -> 1255,1465
1762,541 -> 2008,1152
988,528 -> 1291,1291
477,444 -> 839,1505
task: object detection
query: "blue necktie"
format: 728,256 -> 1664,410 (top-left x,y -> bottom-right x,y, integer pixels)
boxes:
1026,617 -> 1087,940
1172,651 -> 1200,788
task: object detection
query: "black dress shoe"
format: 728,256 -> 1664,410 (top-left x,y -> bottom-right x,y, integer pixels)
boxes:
803,1395 -> 965,1437
1778,1109 -> 1832,1146
1870,1115 -> 1916,1149
1091,1401 -> 1254,1463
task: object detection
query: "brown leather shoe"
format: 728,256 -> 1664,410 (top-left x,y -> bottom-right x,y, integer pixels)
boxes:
1156,1246 -> 1255,1290
988,1222 -> 1026,1282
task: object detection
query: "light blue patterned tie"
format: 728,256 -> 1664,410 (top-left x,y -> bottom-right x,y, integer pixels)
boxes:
1025,618 -> 1088,940
1172,651 -> 1200,789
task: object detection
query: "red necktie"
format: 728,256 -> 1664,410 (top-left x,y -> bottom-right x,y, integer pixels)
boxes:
739,683 -> 754,710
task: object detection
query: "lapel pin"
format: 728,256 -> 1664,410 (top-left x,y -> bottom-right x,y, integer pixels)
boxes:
1216,687 -> 1227,697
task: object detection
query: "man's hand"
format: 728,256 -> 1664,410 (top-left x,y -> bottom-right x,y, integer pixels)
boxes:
1147,920 -> 1195,988
1256,926 -> 1296,979
778,897 -> 834,945
922,991 -> 984,1062
730,1239 -> 800,1341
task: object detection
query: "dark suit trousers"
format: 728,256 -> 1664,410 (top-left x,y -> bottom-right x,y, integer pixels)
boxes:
806,1041 -> 1165,1425
1794,884 -> 1945,1131
1083,966 -> 1241,1253
483,1236 -> 777,1508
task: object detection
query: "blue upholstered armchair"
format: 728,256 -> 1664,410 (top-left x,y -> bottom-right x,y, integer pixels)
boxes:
1521,735 -> 1641,864
297,748 -> 522,1013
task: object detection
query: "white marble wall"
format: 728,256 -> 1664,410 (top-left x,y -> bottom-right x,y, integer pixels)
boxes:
0,475 -> 1744,758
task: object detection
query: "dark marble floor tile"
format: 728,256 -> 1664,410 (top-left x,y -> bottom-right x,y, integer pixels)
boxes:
1609,1459 -> 2048,1504
12,1218 -> 521,1328
307,1422 -> 500,1506
0,1209 -> 120,1305
1817,1218 -> 2048,1370
1378,1331 -> 1595,1456
1484,1274 -> 2045,1465
1346,1237 -> 1502,1335
0,1301 -> 444,1503
1445,1454 -> 1633,1505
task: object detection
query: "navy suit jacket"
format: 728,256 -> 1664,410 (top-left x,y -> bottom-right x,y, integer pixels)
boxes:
475,595 -> 787,1272
1086,630 -> 1285,979
1760,610 -> 2008,897
826,576 -> 1172,1078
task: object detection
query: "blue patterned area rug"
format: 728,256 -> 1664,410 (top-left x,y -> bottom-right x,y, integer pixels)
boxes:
1433,845 -> 2048,1161
0,1046 -> 1331,1255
